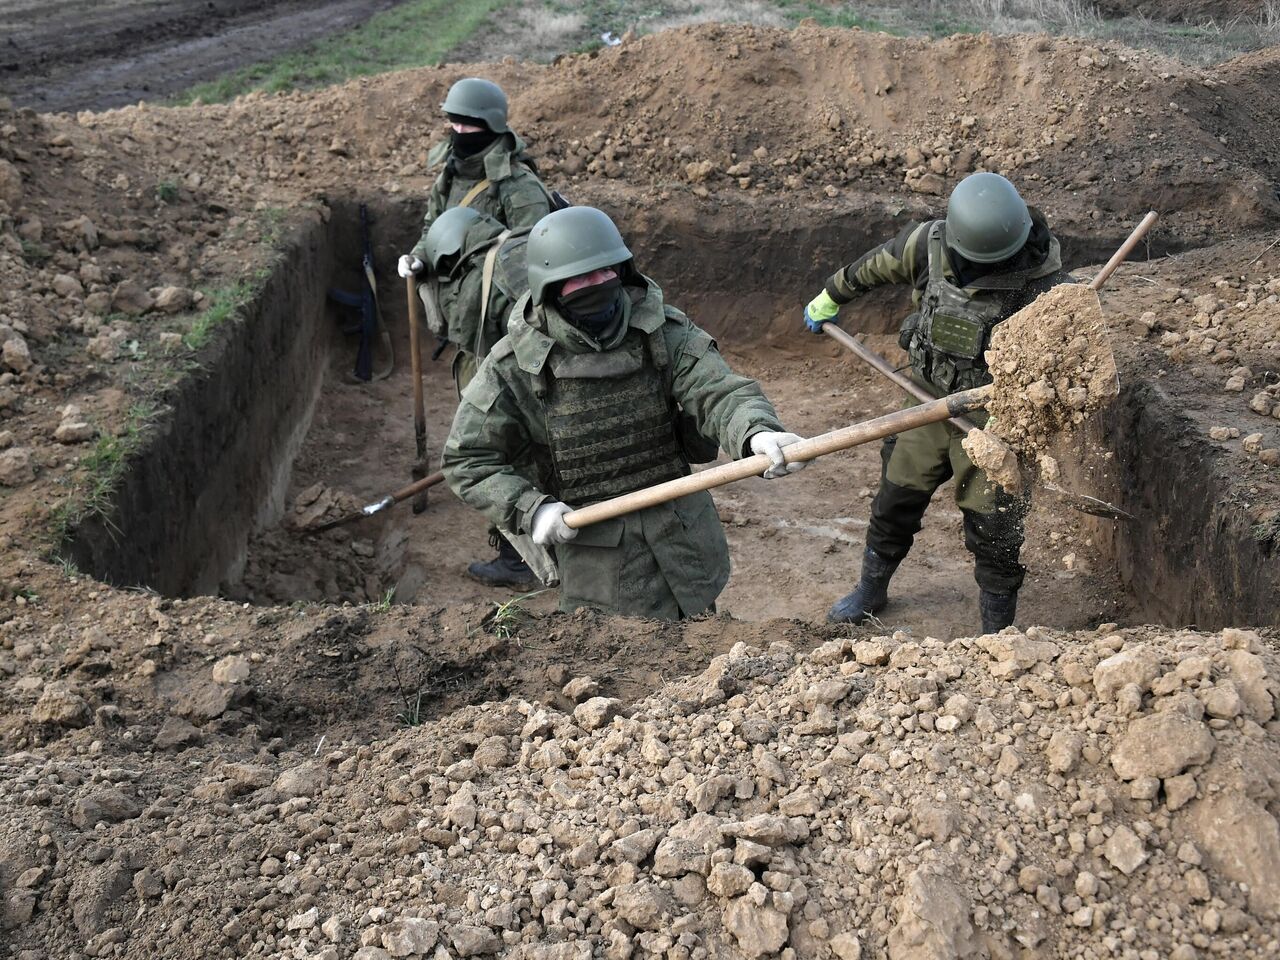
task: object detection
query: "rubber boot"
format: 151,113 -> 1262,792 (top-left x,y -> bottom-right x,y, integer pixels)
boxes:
467,536 -> 536,589
979,589 -> 1018,634
827,547 -> 899,624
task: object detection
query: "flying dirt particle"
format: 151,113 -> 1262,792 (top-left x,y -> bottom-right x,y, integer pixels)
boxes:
984,283 -> 1119,456
962,428 -> 1024,494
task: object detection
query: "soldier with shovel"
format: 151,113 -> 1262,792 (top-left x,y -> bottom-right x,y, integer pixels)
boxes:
442,207 -> 809,619
803,173 -> 1073,632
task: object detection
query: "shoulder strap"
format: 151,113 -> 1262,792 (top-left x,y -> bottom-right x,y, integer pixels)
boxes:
477,229 -> 514,355
927,221 -> 947,284
458,179 -> 491,209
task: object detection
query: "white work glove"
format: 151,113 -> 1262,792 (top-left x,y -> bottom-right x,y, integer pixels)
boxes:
750,431 -> 809,480
531,501 -> 578,546
397,255 -> 424,278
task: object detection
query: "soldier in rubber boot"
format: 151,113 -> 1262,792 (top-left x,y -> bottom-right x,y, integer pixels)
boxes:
443,207 -> 809,620
803,173 -> 1072,634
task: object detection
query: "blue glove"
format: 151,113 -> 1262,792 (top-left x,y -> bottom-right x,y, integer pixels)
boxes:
804,304 -> 830,334
804,290 -> 841,333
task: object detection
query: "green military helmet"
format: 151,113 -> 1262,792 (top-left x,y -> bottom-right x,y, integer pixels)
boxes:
945,172 -> 1032,264
441,78 -> 509,134
422,207 -> 487,273
526,207 -> 633,306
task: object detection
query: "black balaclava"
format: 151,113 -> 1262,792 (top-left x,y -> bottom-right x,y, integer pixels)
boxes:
557,276 -> 623,339
447,113 -> 500,159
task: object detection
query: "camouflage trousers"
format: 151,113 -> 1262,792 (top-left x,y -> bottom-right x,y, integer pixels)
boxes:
865,396 -> 1030,594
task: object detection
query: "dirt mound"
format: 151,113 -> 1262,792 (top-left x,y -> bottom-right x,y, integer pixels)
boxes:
2,621 -> 1277,957
984,283 -> 1121,453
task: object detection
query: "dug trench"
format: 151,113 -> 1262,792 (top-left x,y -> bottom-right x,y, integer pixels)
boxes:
51,195 -> 1279,740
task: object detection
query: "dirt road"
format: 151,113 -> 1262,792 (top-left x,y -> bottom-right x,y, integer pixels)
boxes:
0,0 -> 403,112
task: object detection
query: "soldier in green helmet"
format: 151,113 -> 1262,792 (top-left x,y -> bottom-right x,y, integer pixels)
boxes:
420,206 -> 530,393
419,206 -> 538,587
397,77 -> 554,282
803,172 -> 1072,634
396,77 -> 553,588
443,206 -> 809,620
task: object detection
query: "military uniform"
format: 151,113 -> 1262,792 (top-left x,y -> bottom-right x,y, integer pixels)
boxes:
443,277 -> 785,619
412,132 -> 552,248
823,208 -> 1069,597
428,214 -> 530,394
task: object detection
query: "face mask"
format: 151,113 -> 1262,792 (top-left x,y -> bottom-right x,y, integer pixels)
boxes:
559,277 -> 622,338
451,128 -> 499,159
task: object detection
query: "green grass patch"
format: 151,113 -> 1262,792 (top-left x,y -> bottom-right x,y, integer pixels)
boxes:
776,0 -> 888,30
183,281 -> 254,351
49,402 -> 163,544
174,0 -> 510,104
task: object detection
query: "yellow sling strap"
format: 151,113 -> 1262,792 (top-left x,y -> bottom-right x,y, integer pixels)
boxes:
457,178 -> 491,209
476,229 -> 513,356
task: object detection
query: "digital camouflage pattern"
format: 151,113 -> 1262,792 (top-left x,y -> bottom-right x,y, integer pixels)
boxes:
443,277 -> 785,619
411,132 -> 551,257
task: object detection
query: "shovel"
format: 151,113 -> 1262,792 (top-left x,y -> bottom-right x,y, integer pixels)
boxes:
561,217 -> 1154,533
819,211 -> 1158,521
407,275 -> 431,513
298,470 -> 446,535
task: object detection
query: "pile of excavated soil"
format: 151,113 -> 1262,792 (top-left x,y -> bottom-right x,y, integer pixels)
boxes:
984,284 -> 1121,454
2,621 -> 1277,958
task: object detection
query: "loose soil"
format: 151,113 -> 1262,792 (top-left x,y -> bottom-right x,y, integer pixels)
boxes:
0,18 -> 1278,960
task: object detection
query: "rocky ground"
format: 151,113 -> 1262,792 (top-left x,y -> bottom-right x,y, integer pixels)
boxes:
0,17 -> 1278,960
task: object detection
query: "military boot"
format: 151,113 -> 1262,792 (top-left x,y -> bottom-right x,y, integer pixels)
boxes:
827,548 -> 899,624
979,589 -> 1018,634
467,535 -> 536,589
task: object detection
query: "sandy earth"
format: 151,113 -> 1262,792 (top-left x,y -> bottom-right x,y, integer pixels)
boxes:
0,14 -> 1278,960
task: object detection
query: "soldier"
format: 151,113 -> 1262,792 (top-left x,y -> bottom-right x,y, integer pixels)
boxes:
398,77 -> 553,282
443,206 -> 808,620
396,76 -> 553,588
803,173 -> 1071,633
418,206 -> 537,587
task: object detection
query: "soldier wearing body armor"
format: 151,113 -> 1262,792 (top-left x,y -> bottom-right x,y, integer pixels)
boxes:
803,173 -> 1071,633
443,207 -> 808,620
398,77 -> 553,282
419,206 -> 537,587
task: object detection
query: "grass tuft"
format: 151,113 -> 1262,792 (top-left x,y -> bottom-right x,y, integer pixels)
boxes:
174,0 -> 509,104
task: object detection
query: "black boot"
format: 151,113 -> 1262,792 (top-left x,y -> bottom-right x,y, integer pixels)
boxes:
979,589 -> 1018,634
467,536 -> 536,589
827,547 -> 899,624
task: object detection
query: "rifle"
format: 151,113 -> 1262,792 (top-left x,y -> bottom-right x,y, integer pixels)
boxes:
328,203 -> 394,382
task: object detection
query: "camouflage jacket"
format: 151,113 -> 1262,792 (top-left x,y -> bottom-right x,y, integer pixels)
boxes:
442,277 -> 784,618
411,132 -> 551,259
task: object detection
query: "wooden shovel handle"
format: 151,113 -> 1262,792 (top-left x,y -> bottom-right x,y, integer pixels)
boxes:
563,386 -> 991,529
822,324 -> 979,433
1090,211 -> 1159,291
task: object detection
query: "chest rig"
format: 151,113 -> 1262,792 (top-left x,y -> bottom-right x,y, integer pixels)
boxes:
909,222 -> 1032,393
530,328 -> 687,506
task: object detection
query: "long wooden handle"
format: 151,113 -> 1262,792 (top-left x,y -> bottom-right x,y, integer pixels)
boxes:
563,386 -> 991,529
406,276 -> 428,465
822,324 -> 979,433
390,469 -> 445,504
1090,211 -> 1159,291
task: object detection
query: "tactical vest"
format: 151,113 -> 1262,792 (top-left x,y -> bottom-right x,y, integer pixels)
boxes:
532,330 -> 688,506
908,222 -> 1045,393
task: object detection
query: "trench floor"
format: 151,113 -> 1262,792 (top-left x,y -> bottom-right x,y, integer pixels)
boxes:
234,318 -> 1135,640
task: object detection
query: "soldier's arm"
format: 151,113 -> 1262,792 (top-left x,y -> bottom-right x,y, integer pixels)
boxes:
442,358 -> 549,535
665,316 -> 785,458
823,221 -> 929,304
500,171 -> 553,230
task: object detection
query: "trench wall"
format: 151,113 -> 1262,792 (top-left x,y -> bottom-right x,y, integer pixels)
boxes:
60,194 -> 1274,627
1074,380 -> 1280,629
62,211 -> 342,595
